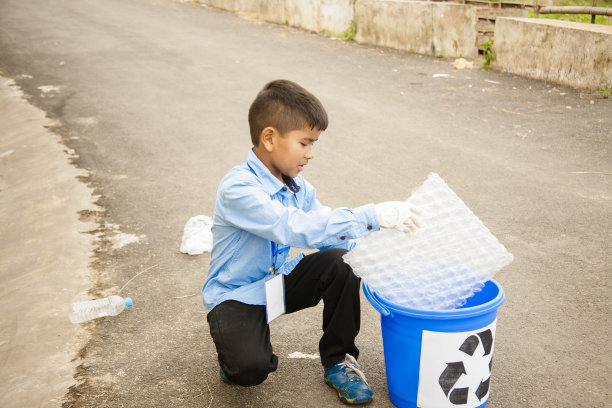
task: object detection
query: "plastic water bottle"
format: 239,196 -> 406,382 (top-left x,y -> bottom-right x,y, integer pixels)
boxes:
69,296 -> 133,323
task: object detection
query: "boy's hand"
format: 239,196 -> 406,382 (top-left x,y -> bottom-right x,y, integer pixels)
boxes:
375,201 -> 427,236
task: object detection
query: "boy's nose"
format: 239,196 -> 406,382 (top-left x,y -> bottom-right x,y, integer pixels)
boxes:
305,147 -> 314,160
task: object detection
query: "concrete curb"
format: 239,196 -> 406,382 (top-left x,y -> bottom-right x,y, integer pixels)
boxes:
495,17 -> 612,89
354,0 -> 478,59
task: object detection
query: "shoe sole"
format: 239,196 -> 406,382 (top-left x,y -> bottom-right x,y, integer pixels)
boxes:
325,378 -> 373,405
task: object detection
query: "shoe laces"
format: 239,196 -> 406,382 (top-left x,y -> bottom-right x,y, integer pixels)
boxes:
338,354 -> 369,386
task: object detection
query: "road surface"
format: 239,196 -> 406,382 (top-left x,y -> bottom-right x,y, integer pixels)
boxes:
0,0 -> 610,407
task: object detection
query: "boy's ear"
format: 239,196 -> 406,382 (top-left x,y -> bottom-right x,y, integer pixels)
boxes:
260,126 -> 277,152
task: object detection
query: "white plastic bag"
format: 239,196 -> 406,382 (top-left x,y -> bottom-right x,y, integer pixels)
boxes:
180,215 -> 213,255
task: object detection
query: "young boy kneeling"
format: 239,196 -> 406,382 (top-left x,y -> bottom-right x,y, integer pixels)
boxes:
203,79 -> 424,405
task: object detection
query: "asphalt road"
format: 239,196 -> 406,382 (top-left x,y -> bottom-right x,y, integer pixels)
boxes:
1,0 -> 610,407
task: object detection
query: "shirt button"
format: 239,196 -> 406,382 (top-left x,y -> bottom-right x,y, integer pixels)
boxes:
340,236 -> 346,240
282,187 -> 287,192
367,225 -> 372,230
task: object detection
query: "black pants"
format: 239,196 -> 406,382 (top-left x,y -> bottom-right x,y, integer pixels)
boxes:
206,248 -> 361,386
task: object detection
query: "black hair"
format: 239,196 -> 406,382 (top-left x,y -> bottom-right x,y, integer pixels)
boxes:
248,79 -> 328,146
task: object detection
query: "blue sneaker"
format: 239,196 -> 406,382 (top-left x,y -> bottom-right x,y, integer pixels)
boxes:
324,354 -> 373,405
220,368 -> 232,384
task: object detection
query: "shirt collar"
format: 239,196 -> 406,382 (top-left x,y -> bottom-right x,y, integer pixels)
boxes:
246,149 -> 300,195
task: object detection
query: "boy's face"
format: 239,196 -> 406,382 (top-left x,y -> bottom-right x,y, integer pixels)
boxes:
262,126 -> 320,182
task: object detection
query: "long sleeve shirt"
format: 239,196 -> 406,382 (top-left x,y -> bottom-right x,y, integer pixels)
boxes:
202,149 -> 380,313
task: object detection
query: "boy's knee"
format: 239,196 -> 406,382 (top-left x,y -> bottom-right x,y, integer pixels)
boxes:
319,248 -> 359,283
225,354 -> 278,387
320,248 -> 349,268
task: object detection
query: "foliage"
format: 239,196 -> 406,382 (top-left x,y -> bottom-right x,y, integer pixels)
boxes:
599,85 -> 612,96
339,20 -> 356,41
320,20 -> 356,41
528,9 -> 612,24
480,0 -> 611,5
480,38 -> 496,70
552,0 -> 610,6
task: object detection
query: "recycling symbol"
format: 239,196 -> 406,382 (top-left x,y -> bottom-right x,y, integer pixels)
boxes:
437,329 -> 494,405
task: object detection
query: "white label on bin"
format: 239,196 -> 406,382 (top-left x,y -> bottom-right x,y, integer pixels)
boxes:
417,320 -> 497,408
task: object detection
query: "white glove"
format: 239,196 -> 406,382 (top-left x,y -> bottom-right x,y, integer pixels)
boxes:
375,201 -> 427,236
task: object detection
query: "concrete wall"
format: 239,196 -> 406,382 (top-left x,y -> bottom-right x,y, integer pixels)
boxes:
203,0 -> 478,58
203,0 -> 355,34
201,1 -> 610,89
354,0 -> 478,58
495,17 -> 612,89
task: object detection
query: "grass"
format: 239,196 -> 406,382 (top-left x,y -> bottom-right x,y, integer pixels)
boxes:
525,0 -> 612,25
480,38 -> 496,69
552,0 -> 610,6
599,85 -> 612,96
479,0 -> 612,25
319,20 -> 356,41
528,9 -> 612,24
493,0 -> 611,5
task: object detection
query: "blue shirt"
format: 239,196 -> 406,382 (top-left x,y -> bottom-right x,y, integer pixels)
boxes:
202,149 -> 380,313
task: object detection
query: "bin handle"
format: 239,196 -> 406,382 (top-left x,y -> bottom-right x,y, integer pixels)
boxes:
363,283 -> 391,317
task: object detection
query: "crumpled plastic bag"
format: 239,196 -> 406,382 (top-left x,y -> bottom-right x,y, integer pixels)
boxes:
180,215 -> 213,255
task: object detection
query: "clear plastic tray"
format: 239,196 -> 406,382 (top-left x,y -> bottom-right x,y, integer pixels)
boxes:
344,173 -> 513,310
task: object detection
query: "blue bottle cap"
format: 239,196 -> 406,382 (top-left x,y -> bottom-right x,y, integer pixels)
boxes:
124,297 -> 133,307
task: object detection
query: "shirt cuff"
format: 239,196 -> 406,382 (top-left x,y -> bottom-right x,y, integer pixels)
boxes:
353,203 -> 380,233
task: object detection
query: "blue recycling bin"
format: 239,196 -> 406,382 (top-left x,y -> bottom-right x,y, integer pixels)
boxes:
363,280 -> 505,408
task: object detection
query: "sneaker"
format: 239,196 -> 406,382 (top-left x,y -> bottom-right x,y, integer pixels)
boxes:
324,354 -> 373,405
220,368 -> 232,384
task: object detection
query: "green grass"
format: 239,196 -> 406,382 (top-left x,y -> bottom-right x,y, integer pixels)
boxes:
552,0 -> 610,6
520,0 -> 612,25
528,9 -> 612,24
599,85 -> 612,96
480,38 -> 496,69
319,20 -> 356,41
495,0 -> 611,5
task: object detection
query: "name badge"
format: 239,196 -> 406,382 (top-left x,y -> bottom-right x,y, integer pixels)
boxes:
265,273 -> 285,323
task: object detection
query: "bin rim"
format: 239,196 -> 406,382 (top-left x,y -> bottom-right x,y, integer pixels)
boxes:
363,279 -> 505,320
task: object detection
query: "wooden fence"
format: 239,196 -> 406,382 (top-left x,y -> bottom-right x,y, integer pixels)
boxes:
534,2 -> 612,24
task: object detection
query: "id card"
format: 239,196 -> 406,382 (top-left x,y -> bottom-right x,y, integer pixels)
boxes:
265,274 -> 285,323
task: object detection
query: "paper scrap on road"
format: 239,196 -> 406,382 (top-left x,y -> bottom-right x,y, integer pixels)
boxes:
287,352 -> 320,359
0,149 -> 15,158
38,85 -> 60,93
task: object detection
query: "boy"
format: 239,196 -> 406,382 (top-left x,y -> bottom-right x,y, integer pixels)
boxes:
203,80 -> 424,405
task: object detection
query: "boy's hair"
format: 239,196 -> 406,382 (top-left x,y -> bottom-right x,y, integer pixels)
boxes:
248,79 -> 328,146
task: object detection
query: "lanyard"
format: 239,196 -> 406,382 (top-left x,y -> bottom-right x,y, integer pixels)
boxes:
246,161 -> 292,274
270,241 -> 290,274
